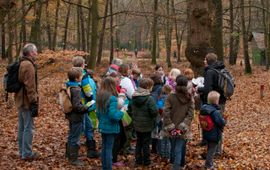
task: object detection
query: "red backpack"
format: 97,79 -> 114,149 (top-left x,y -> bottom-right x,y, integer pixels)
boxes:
199,113 -> 215,131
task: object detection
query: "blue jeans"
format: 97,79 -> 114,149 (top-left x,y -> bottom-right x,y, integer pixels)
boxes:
170,138 -> 186,170
84,113 -> 93,140
18,108 -> 34,159
205,142 -> 218,168
101,133 -> 115,170
68,121 -> 83,146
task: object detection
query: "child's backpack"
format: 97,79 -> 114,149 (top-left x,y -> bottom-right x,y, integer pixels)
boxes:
199,114 -> 215,131
58,87 -> 73,114
211,68 -> 235,99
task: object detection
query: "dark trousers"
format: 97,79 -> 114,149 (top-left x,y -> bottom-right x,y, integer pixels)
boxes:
112,122 -> 126,162
135,131 -> 151,164
205,142 -> 218,168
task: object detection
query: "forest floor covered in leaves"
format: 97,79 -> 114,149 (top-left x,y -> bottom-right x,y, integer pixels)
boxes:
0,51 -> 269,170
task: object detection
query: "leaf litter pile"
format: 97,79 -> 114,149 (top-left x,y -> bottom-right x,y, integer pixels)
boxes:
0,50 -> 269,170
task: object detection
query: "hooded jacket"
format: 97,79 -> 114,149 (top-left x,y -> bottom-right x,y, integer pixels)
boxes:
199,61 -> 226,104
200,104 -> 226,143
66,81 -> 88,122
163,86 -> 194,139
128,87 -> 158,132
15,56 -> 38,109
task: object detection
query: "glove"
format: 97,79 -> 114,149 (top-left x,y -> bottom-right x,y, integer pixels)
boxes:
170,129 -> 183,136
30,102 -> 39,117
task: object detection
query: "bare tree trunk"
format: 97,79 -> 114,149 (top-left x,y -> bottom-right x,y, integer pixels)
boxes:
45,0 -> 52,50
77,4 -> 81,50
30,0 -> 43,52
240,0 -> 252,74
109,0 -> 114,64
7,10 -> 13,63
229,0 -> 235,65
21,0 -> 26,44
97,0 -> 109,65
151,0 -> 158,65
52,0 -> 60,51
171,0 -> 181,62
87,0 -> 99,69
165,0 -> 172,67
1,21 -> 6,59
63,1 -> 71,50
78,0 -> 86,51
87,0 -> 91,51
211,0 -> 224,60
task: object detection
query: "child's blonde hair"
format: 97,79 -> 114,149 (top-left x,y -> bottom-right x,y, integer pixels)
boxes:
169,68 -> 181,80
207,91 -> 220,104
183,68 -> 194,80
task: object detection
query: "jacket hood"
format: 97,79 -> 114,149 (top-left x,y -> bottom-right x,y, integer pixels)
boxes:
207,61 -> 225,70
174,86 -> 191,104
200,104 -> 220,115
66,81 -> 80,87
132,87 -> 150,106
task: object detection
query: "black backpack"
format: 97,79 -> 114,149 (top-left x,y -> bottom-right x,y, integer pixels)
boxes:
3,60 -> 23,93
211,68 -> 235,99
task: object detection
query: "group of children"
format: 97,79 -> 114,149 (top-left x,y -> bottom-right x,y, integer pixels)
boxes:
64,57 -> 226,170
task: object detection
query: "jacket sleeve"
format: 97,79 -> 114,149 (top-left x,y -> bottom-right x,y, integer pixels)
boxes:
108,96 -> 124,121
163,95 -> 175,131
127,101 -> 133,117
148,96 -> 158,118
71,87 -> 88,114
120,78 -> 135,99
212,110 -> 226,130
178,101 -> 195,132
19,61 -> 38,104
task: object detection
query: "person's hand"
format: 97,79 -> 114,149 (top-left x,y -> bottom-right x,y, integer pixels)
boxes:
170,129 -> 183,136
30,102 -> 39,117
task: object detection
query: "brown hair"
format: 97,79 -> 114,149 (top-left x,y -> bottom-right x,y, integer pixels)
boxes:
183,68 -> 194,80
72,56 -> 85,67
205,53 -> 217,65
155,64 -> 163,71
132,68 -> 141,75
68,67 -> 83,82
96,77 -> 118,113
139,78 -> 154,89
162,85 -> 172,95
150,73 -> 162,85
118,64 -> 129,76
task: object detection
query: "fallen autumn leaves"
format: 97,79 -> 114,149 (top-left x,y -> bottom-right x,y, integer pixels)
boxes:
0,50 -> 269,169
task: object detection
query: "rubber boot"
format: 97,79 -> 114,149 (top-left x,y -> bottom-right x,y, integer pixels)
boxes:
69,145 -> 84,166
86,140 -> 99,158
65,143 -> 69,158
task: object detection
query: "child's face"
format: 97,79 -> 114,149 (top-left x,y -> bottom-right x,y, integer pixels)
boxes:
156,67 -> 164,76
213,98 -> 219,105
76,75 -> 83,82
132,73 -> 140,79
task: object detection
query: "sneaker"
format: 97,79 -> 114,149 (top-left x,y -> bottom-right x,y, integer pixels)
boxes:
22,152 -> 40,161
113,162 -> 125,167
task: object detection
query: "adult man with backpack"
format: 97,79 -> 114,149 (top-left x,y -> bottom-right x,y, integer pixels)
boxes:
198,52 -> 234,156
14,43 -> 39,161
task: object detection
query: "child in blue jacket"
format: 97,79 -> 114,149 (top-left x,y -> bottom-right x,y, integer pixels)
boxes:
96,77 -> 124,170
200,91 -> 226,169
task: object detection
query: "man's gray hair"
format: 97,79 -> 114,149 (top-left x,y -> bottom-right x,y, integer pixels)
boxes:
22,43 -> 37,56
72,56 -> 85,67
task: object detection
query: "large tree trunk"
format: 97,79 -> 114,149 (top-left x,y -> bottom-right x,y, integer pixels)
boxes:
7,10 -> 13,63
87,0 -> 91,51
63,1 -> 71,50
229,0 -> 235,65
151,0 -> 158,65
165,0 -> 172,67
21,0 -> 27,44
240,0 -> 252,74
211,0 -> 224,60
87,0 -> 99,69
97,0 -> 109,65
30,0 -> 43,52
185,0 -> 215,75
52,0 -> 60,51
76,4 -> 81,50
109,0 -> 114,64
